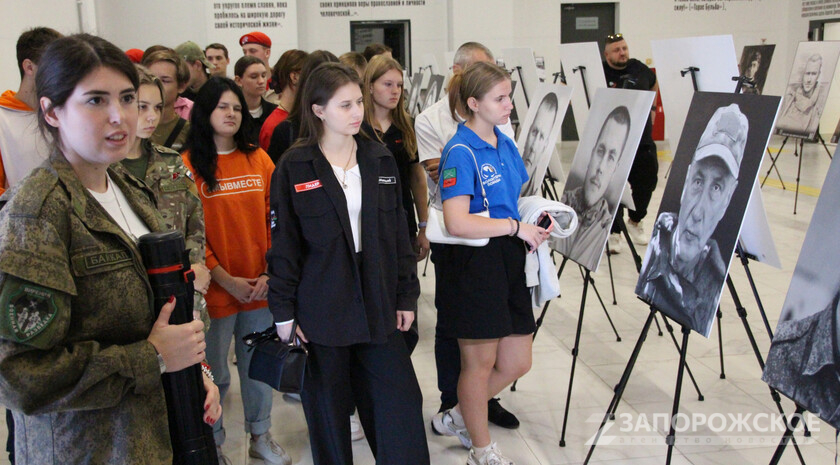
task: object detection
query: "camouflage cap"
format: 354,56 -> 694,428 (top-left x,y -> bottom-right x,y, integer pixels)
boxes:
175,41 -> 215,71
693,103 -> 749,178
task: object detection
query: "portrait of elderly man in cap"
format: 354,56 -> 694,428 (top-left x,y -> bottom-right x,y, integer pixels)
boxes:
636,103 -> 748,336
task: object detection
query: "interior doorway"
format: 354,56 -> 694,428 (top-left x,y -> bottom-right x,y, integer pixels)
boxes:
560,2 -> 617,141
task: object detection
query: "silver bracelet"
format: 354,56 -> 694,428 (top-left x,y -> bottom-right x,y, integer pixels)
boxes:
201,362 -> 214,383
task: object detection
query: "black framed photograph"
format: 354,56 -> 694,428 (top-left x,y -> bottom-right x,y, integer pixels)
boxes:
635,92 -> 781,337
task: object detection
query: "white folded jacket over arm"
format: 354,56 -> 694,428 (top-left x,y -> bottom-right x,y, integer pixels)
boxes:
517,196 -> 579,308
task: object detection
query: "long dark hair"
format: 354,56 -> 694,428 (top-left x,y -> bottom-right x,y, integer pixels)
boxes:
37,34 -> 139,149
296,63 -> 362,147
287,50 -> 339,122
271,49 -> 308,93
186,76 -> 257,190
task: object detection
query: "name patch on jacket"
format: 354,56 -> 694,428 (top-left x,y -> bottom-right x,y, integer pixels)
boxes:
295,180 -> 322,192
83,250 -> 131,270
378,176 -> 396,185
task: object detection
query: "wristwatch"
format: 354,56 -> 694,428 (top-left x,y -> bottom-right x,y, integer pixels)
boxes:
156,351 -> 166,374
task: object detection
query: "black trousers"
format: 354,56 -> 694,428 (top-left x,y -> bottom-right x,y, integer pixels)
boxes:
613,143 -> 658,232
300,331 -> 429,465
430,243 -> 460,408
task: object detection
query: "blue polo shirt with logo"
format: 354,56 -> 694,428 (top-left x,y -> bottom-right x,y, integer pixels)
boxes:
439,123 -> 528,220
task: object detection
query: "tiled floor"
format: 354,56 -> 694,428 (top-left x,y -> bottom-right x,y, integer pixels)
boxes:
2,136 -> 837,464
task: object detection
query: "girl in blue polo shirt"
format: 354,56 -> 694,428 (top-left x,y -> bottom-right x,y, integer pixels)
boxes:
432,61 -> 551,465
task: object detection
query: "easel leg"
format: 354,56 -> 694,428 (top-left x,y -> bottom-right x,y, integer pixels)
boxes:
657,316 -> 705,402
716,306 -> 725,379
579,266 -> 621,342
618,217 -> 643,273
818,133 -> 833,160
653,314 -> 664,336
769,406 -> 807,465
665,326 -> 691,465
583,309 -> 656,464
559,270 -> 592,447
794,139 -> 803,215
725,276 -> 807,465
606,243 -> 617,305
761,137 -> 788,189
736,247 -> 775,339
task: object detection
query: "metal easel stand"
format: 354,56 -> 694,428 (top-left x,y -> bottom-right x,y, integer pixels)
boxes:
583,307 -> 693,465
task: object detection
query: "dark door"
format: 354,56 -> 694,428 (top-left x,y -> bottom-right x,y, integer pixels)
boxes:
350,20 -> 411,72
560,2 -> 616,141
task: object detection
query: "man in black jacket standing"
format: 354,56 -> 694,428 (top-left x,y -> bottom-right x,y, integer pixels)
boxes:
603,34 -> 659,249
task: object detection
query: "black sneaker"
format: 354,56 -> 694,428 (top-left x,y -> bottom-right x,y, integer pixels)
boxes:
487,398 -> 519,429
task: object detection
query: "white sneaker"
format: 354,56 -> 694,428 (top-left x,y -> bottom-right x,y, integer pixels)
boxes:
467,442 -> 514,465
249,432 -> 292,465
607,233 -> 622,255
350,411 -> 365,441
626,220 -> 649,246
432,409 -> 472,449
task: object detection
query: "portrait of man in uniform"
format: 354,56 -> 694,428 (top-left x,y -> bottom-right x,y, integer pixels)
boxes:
738,44 -> 775,95
775,42 -> 840,140
520,93 -> 560,196
764,152 -> 840,429
516,85 -> 570,198
551,87 -> 655,272
553,106 -> 631,270
636,103 -> 748,336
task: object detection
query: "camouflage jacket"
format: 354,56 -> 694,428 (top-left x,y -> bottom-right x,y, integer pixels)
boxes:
137,140 -> 205,264
635,212 -> 725,337
118,141 -> 210,329
0,151 -> 172,464
763,301 -> 840,429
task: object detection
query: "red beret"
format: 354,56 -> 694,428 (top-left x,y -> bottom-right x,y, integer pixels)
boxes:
239,32 -> 271,48
125,48 -> 144,64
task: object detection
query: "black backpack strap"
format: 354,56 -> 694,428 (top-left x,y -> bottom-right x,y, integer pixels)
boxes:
163,118 -> 187,149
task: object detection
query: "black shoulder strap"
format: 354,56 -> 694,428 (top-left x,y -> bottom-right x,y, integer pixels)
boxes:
163,118 -> 187,149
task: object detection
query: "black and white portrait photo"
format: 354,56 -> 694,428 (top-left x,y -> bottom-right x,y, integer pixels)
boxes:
635,92 -> 781,337
738,44 -> 775,95
552,88 -> 655,272
421,74 -> 445,113
763,147 -> 840,429
776,41 -> 840,140
518,83 -> 571,197
406,72 -> 425,117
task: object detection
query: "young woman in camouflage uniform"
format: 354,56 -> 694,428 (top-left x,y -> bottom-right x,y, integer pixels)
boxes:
0,34 -> 221,464
120,65 -> 212,329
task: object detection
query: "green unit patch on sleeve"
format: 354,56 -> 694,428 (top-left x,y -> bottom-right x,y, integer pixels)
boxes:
4,283 -> 58,343
443,168 -> 456,180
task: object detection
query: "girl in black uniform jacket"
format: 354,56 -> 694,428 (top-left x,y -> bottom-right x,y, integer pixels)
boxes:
266,62 -> 429,465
